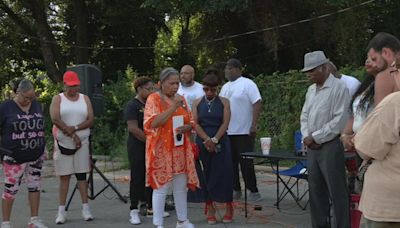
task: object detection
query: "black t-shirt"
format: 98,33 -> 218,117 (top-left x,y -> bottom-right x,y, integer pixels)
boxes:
124,98 -> 145,147
0,99 -> 45,163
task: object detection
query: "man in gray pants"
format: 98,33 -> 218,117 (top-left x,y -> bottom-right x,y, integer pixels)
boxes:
300,51 -> 350,227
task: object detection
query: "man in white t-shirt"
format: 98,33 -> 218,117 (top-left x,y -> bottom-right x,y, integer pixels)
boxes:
219,58 -> 262,202
328,61 -> 361,97
177,65 -> 204,110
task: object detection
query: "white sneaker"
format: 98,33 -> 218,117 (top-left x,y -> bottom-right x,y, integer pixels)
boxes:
55,211 -> 67,224
1,221 -> 11,228
248,192 -> 262,202
28,217 -> 48,228
82,207 -> 94,221
176,220 -> 195,228
129,209 -> 141,225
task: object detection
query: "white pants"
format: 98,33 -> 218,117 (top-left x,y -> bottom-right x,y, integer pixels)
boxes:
153,174 -> 188,226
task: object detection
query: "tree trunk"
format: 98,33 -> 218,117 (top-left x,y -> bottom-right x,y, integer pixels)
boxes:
0,1 -> 36,37
73,0 -> 89,64
26,0 -> 66,83
178,14 -> 192,66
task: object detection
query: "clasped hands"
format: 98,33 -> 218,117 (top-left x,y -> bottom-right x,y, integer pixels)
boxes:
63,126 -> 77,137
203,137 -> 217,153
303,136 -> 321,150
62,126 -> 81,149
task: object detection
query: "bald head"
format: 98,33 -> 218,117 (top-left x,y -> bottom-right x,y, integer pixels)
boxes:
180,65 -> 195,87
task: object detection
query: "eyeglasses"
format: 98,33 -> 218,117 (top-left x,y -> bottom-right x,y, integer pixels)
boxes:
18,93 -> 36,101
203,87 -> 217,93
142,86 -> 155,91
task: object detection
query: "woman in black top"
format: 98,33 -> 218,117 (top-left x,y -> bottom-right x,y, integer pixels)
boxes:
124,76 -> 158,224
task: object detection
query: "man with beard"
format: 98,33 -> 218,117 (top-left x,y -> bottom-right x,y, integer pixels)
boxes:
219,58 -> 262,202
300,51 -> 350,227
177,65 -> 204,110
367,32 -> 400,105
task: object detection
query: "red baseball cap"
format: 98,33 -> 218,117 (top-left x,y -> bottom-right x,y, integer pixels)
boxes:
63,71 -> 81,86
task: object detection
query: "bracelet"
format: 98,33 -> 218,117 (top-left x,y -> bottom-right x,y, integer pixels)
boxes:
211,137 -> 219,144
203,137 -> 211,144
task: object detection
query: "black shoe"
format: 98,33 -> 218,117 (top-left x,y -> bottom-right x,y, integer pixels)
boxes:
165,195 -> 175,211
139,203 -> 147,216
165,203 -> 175,211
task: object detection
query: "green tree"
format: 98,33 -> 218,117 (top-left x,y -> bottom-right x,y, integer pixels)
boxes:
0,0 -> 166,86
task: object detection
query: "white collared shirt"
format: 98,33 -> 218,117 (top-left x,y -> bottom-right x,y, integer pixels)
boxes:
300,74 -> 350,144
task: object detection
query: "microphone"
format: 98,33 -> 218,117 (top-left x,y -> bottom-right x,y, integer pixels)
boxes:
175,94 -> 185,108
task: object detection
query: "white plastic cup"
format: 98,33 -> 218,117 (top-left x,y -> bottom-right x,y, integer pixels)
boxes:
260,137 -> 271,155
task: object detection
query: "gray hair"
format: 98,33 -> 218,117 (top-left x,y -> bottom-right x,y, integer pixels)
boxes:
159,67 -> 179,83
17,79 -> 34,93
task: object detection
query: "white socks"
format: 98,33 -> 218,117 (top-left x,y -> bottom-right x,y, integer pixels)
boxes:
82,203 -> 89,210
58,205 -> 66,213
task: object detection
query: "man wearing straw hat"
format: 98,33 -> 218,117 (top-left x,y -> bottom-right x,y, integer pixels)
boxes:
300,51 -> 350,227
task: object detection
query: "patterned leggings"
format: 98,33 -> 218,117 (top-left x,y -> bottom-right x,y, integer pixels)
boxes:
2,156 -> 43,200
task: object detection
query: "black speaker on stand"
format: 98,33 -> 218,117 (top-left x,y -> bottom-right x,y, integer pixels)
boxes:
65,64 -> 127,211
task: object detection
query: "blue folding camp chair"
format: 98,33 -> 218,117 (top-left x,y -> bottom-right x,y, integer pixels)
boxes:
272,160 -> 309,210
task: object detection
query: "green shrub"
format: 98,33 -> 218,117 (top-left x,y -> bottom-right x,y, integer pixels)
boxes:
91,67 -> 138,159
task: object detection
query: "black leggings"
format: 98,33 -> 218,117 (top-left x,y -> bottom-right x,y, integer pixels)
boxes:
128,143 -> 152,210
230,135 -> 258,192
75,173 -> 86,181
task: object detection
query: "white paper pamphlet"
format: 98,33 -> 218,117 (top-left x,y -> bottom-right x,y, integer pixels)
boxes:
172,115 -> 184,146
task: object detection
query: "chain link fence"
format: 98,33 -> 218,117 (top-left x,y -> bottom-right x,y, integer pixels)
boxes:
254,72 -> 310,151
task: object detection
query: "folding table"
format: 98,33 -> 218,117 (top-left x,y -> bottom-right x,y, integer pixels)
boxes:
241,150 -> 308,217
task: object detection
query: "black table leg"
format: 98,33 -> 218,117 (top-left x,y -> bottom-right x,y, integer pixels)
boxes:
244,157 -> 248,218
276,159 -> 280,210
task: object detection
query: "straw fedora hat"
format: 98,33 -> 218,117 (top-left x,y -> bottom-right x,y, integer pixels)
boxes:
301,51 -> 329,72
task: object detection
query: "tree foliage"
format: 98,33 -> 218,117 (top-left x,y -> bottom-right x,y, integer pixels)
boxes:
2,0 -> 400,154
0,0 -> 165,87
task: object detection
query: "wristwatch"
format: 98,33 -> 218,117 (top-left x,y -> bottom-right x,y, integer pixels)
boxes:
211,137 -> 219,144
74,125 -> 79,130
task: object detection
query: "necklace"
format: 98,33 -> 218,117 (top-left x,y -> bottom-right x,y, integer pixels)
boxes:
205,96 -> 216,113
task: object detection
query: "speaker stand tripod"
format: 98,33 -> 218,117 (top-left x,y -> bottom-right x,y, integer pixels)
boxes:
65,157 -> 127,211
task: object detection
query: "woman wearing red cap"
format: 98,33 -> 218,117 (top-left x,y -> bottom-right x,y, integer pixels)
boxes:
49,71 -> 95,224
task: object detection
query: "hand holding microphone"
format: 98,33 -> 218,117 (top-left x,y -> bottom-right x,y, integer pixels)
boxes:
172,94 -> 185,109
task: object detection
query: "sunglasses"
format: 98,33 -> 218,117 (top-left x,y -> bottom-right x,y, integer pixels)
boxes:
203,87 -> 217,92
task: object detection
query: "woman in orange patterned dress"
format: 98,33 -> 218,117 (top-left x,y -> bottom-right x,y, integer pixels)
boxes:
144,67 -> 199,228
